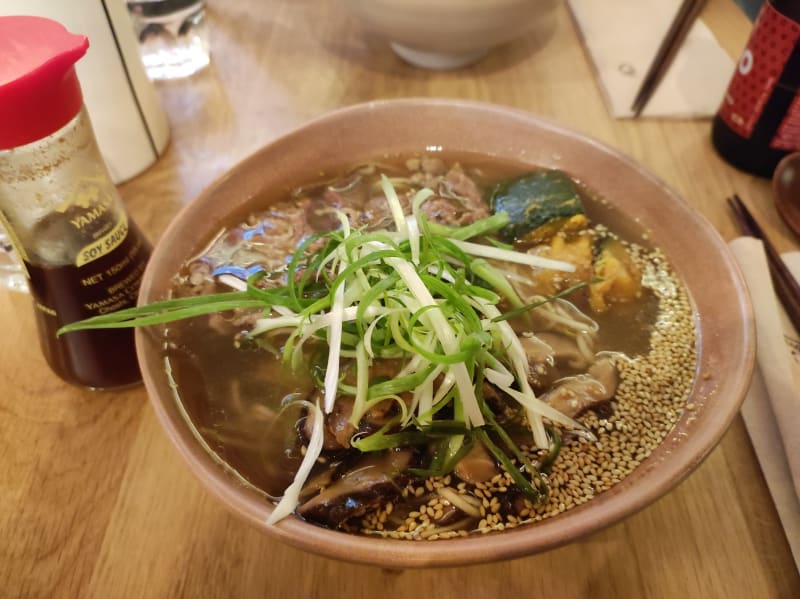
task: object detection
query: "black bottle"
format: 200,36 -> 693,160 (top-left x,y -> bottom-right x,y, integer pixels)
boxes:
711,0 -> 800,177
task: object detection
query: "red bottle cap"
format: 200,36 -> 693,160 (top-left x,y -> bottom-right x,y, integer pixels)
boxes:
0,16 -> 89,150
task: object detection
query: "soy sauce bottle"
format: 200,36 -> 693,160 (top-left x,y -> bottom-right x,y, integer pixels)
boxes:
711,0 -> 800,177
0,16 -> 152,389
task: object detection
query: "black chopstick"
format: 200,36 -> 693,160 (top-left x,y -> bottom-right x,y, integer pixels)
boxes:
630,0 -> 707,117
728,194 -> 800,334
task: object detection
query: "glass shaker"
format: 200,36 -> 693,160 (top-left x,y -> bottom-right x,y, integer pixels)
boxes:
0,16 -> 152,389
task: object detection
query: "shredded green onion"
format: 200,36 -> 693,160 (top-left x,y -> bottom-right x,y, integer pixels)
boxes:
57,177 -> 593,523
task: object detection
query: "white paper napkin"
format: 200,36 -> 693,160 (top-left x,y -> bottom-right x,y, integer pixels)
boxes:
567,0 -> 735,118
729,238 -> 800,571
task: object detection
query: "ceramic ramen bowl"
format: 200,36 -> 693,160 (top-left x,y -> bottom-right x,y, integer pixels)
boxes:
136,99 -> 754,568
342,0 -> 558,69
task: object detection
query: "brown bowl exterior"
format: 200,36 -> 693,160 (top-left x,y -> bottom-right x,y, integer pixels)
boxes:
136,99 -> 755,568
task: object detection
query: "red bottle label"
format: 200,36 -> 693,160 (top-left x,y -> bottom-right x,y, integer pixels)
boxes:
718,3 -> 800,139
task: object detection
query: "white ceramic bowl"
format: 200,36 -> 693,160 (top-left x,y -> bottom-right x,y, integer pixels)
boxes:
343,0 -> 558,69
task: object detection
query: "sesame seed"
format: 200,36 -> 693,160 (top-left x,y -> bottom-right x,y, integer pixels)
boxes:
353,243 -> 695,540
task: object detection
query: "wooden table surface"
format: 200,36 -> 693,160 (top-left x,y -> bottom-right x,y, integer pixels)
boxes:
3,1 -> 799,597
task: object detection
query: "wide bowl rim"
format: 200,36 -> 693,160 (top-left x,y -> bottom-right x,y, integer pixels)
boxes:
136,98 -> 755,568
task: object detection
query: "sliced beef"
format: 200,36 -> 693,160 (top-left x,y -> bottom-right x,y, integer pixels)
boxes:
303,193 -> 342,232
443,164 -> 488,214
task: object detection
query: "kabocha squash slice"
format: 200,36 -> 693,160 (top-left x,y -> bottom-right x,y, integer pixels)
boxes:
490,170 -> 587,245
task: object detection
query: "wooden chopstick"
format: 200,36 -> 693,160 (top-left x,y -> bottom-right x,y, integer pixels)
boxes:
728,194 -> 800,335
630,0 -> 707,117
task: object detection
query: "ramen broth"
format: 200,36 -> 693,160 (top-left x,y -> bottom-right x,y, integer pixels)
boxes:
163,153 -> 693,537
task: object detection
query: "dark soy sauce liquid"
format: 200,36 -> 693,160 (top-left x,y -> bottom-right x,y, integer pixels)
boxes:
26,224 -> 152,389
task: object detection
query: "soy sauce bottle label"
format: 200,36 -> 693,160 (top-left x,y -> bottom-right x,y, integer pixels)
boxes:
53,172 -> 128,267
75,213 -> 128,266
718,3 -> 800,140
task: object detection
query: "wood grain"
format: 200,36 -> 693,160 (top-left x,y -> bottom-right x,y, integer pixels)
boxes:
2,1 -> 798,597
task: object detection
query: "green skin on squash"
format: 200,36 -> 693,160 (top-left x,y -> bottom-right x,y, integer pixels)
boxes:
490,170 -> 586,244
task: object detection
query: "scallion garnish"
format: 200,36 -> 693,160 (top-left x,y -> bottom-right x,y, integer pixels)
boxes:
57,177 -> 586,524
